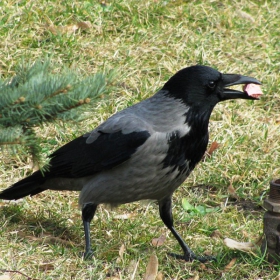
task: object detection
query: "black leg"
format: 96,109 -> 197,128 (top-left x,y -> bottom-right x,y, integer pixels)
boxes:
82,203 -> 98,260
158,196 -> 215,263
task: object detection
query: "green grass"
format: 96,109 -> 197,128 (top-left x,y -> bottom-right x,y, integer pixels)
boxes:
1,0 -> 280,279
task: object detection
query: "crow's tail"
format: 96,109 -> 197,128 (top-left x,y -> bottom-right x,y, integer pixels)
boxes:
0,171 -> 46,200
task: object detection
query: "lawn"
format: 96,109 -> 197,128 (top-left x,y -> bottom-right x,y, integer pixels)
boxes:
0,0 -> 280,279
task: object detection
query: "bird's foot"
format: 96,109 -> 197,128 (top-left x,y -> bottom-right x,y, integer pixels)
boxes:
83,249 -> 94,260
168,252 -> 216,263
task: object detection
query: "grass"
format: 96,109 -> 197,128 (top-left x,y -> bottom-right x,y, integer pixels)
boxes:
0,0 -> 280,279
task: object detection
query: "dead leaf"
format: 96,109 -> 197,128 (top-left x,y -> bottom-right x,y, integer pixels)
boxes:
38,263 -> 55,271
151,234 -> 166,247
208,141 -> 219,155
155,272 -> 164,280
224,237 -> 258,252
77,21 -> 92,30
143,254 -> 158,280
242,230 -> 249,238
46,21 -> 92,35
224,258 -> 237,271
210,229 -> 223,239
119,243 -> 125,262
203,141 -> 219,160
203,250 -> 212,256
199,263 -> 207,270
237,10 -> 255,23
228,182 -> 239,200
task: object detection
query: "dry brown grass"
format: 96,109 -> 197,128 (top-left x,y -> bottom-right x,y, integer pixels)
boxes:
0,0 -> 280,279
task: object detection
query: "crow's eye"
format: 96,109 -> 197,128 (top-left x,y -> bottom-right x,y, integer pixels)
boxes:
208,81 -> 216,89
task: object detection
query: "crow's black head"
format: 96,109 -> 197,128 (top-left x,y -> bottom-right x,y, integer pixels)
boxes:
162,65 -> 261,107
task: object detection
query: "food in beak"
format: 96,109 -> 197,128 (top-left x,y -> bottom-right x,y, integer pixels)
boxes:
243,84 -> 263,99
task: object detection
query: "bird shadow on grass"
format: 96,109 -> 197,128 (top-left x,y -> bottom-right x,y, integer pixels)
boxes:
232,199 -> 264,216
189,184 -> 264,217
0,203 -> 81,249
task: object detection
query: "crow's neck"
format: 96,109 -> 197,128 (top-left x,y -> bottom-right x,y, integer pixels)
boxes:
184,107 -> 212,167
185,105 -> 213,138
162,106 -> 212,176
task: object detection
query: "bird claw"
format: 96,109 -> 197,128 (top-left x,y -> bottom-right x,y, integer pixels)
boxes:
194,254 -> 217,263
168,252 -> 217,263
83,250 -> 94,260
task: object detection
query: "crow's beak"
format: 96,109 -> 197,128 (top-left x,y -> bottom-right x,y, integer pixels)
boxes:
221,74 -> 262,101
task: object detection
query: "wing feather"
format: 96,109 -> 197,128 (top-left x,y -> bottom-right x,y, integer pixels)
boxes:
46,115 -> 152,178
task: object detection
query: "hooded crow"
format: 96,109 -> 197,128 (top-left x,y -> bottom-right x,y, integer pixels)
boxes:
0,65 -> 261,262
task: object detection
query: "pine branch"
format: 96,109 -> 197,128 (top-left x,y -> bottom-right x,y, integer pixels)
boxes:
0,59 -> 115,168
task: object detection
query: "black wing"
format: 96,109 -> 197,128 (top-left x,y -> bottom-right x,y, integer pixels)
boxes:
46,129 -> 150,178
